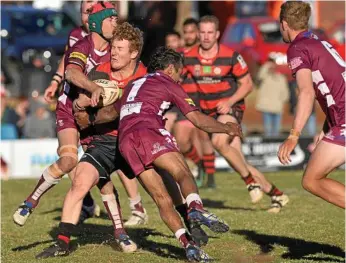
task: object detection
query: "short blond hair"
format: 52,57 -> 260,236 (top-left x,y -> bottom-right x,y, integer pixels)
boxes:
199,15 -> 219,31
280,1 -> 311,30
112,22 -> 144,55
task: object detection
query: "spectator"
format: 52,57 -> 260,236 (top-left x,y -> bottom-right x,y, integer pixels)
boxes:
255,58 -> 289,137
23,100 -> 55,139
165,31 -> 182,51
0,86 -> 20,139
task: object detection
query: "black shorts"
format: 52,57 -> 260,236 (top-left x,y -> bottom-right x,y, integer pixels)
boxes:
79,135 -> 133,179
203,104 -> 244,124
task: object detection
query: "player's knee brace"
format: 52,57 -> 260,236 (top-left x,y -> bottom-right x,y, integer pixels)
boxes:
56,145 -> 78,173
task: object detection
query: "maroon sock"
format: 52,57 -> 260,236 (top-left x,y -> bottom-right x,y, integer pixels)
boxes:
267,185 -> 283,196
133,202 -> 145,214
188,200 -> 204,211
178,233 -> 191,248
242,174 -> 255,186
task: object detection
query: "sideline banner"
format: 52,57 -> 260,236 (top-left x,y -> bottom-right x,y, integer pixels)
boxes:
0,137 -> 343,179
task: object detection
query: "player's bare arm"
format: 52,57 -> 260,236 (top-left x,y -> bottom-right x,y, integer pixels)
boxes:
65,64 -> 104,106
185,110 -> 242,138
217,74 -> 253,114
278,68 -> 315,164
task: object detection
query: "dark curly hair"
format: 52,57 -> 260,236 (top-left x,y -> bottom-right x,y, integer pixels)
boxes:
147,47 -> 184,73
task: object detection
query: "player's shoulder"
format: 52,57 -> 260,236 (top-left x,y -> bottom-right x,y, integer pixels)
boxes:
218,44 -> 237,57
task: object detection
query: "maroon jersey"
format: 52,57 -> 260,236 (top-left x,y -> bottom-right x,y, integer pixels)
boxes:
118,72 -> 198,138
288,31 -> 345,129
66,26 -> 89,50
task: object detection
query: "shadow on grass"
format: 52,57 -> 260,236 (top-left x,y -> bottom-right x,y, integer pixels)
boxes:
233,229 -> 345,263
202,198 -> 256,211
12,225 -> 186,260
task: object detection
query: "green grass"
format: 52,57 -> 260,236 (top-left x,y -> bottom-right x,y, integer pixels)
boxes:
1,171 -> 345,263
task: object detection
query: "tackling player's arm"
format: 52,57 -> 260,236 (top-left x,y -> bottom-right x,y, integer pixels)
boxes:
171,83 -> 242,137
186,110 -> 242,138
65,45 -> 105,106
65,64 -> 104,106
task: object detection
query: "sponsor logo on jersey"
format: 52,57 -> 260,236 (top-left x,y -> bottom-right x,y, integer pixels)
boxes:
202,66 -> 212,74
342,71 -> 346,82
289,57 -> 303,70
214,67 -> 222,75
194,65 -> 201,76
69,52 -> 87,63
185,98 -> 196,106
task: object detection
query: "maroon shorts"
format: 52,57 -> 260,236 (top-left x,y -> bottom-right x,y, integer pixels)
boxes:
119,128 -> 180,176
322,125 -> 346,147
56,94 -> 76,132
56,93 -> 92,146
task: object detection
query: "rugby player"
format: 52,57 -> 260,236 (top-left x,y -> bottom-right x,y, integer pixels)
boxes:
278,1 -> 345,208
13,1 -> 117,226
73,24 -> 208,246
175,17 -> 218,188
35,22 -> 148,259
184,15 -> 288,212
76,21 -> 149,226
117,47 -> 242,261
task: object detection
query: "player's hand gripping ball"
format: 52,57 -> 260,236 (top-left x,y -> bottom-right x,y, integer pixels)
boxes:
93,79 -> 122,107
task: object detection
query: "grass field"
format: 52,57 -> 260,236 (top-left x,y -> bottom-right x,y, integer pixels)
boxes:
1,171 -> 345,263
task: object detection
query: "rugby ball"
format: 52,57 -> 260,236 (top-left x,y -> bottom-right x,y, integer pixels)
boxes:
93,79 -> 122,107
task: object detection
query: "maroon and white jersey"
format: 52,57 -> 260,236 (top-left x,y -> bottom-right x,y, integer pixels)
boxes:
118,72 -> 198,137
66,26 -> 89,50
60,34 -> 111,102
287,31 -> 346,129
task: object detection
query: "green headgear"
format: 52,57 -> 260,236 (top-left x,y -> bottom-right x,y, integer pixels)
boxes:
88,6 -> 117,35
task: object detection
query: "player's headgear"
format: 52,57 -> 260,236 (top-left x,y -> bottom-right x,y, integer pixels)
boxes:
88,2 -> 117,35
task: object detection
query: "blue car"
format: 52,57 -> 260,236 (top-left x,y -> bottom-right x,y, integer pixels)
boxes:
1,5 -> 77,60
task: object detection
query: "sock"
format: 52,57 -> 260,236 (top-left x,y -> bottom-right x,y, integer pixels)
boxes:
82,192 -> 95,207
175,203 -> 190,231
242,174 -> 255,186
175,228 -> 190,248
186,193 -> 203,211
203,153 -> 215,175
129,194 -> 145,213
267,185 -> 283,196
26,168 -> 61,208
184,146 -> 201,165
57,222 -> 76,247
102,192 -> 126,239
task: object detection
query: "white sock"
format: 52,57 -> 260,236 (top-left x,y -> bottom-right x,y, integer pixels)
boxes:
31,168 -> 60,201
102,194 -> 123,230
128,194 -> 141,211
186,193 -> 203,207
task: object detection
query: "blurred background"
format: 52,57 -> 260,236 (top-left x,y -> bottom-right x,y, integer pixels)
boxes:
0,0 -> 345,178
